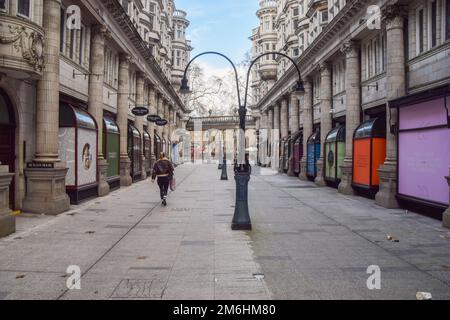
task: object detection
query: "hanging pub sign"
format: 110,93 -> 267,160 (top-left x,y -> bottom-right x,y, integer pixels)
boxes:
156,118 -> 168,126
147,114 -> 161,122
131,106 -> 149,116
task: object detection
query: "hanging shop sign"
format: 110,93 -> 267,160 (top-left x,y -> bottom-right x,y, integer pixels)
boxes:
156,118 -> 168,126
131,106 -> 149,116
147,114 -> 161,122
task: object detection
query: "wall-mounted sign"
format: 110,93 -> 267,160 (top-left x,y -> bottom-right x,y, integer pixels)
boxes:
156,119 -> 168,126
147,114 -> 161,122
27,162 -> 54,169
131,106 -> 149,116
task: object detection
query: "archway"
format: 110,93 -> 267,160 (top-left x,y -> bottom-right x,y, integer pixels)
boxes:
0,88 -> 16,209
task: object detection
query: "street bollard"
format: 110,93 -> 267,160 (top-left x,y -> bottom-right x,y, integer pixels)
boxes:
231,169 -> 251,230
221,159 -> 228,180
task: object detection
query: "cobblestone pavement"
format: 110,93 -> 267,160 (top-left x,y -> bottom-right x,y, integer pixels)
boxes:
0,164 -> 449,300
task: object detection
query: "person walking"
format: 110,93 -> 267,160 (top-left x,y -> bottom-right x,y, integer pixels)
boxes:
151,152 -> 174,206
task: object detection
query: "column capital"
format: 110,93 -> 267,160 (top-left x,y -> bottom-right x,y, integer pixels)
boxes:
92,24 -> 111,41
317,62 -> 331,75
119,53 -> 131,65
341,40 -> 360,57
136,71 -> 146,81
383,4 -> 407,29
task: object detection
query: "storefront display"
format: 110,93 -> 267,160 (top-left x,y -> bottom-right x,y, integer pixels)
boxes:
143,128 -> 151,176
154,131 -> 162,158
391,86 -> 450,209
307,130 -> 321,180
292,132 -> 303,176
127,123 -> 142,182
103,115 -> 120,190
352,118 -> 386,193
325,126 -> 345,184
59,103 -> 98,204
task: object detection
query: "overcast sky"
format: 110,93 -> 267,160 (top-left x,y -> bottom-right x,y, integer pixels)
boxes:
175,0 -> 259,78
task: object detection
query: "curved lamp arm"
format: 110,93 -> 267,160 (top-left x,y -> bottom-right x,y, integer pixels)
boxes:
243,52 -> 304,108
182,51 -> 242,107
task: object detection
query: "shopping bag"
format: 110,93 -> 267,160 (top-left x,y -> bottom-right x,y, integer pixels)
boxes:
170,177 -> 176,191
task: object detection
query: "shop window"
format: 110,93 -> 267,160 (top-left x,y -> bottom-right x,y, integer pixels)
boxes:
17,0 -> 30,18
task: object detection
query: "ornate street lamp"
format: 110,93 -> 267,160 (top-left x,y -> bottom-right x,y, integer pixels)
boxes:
180,51 -> 304,230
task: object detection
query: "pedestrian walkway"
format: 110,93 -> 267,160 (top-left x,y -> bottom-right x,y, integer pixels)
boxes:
0,164 -> 449,300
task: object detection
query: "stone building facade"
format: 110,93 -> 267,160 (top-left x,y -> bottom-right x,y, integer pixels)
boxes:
251,0 -> 450,226
0,0 -> 192,237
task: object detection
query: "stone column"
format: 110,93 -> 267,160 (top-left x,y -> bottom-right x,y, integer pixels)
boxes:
288,94 -> 299,176
375,5 -> 406,208
315,63 -> 332,186
0,165 -> 14,237
88,24 -> 110,197
157,94 -> 164,152
267,108 -> 274,167
117,54 -> 132,186
272,103 -> 280,171
279,98 -> 289,173
338,41 -> 361,195
148,86 -> 157,168
135,72 -> 146,179
300,79 -> 313,181
22,0 -> 70,215
280,98 -> 289,139
260,111 -> 268,167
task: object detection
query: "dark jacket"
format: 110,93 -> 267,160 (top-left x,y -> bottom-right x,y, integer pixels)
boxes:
152,159 -> 174,180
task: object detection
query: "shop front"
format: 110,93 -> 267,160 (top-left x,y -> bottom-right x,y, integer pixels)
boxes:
143,128 -> 152,177
291,131 -> 303,176
0,88 -> 16,210
103,115 -> 120,190
279,136 -> 289,173
127,123 -> 142,182
154,131 -> 162,158
307,130 -> 321,181
324,125 -> 345,186
352,118 -> 386,195
59,102 -> 98,204
390,85 -> 450,212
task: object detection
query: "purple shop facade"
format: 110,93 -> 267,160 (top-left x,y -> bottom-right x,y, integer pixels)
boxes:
393,86 -> 450,210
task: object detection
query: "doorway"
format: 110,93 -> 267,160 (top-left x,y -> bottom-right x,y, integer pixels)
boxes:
0,89 -> 16,209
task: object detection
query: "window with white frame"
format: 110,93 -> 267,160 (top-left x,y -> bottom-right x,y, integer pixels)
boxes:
364,33 -> 386,80
429,0 -> 439,48
333,59 -> 345,94
416,5 -> 426,54
17,0 -> 31,18
446,0 -> 450,40
313,75 -> 321,104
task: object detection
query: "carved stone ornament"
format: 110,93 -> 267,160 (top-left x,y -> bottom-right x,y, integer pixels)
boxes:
0,23 -> 44,72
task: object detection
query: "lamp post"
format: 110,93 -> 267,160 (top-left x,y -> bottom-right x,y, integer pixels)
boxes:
180,51 -> 304,230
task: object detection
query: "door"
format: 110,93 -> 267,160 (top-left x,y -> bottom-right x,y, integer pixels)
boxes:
0,89 -> 16,209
